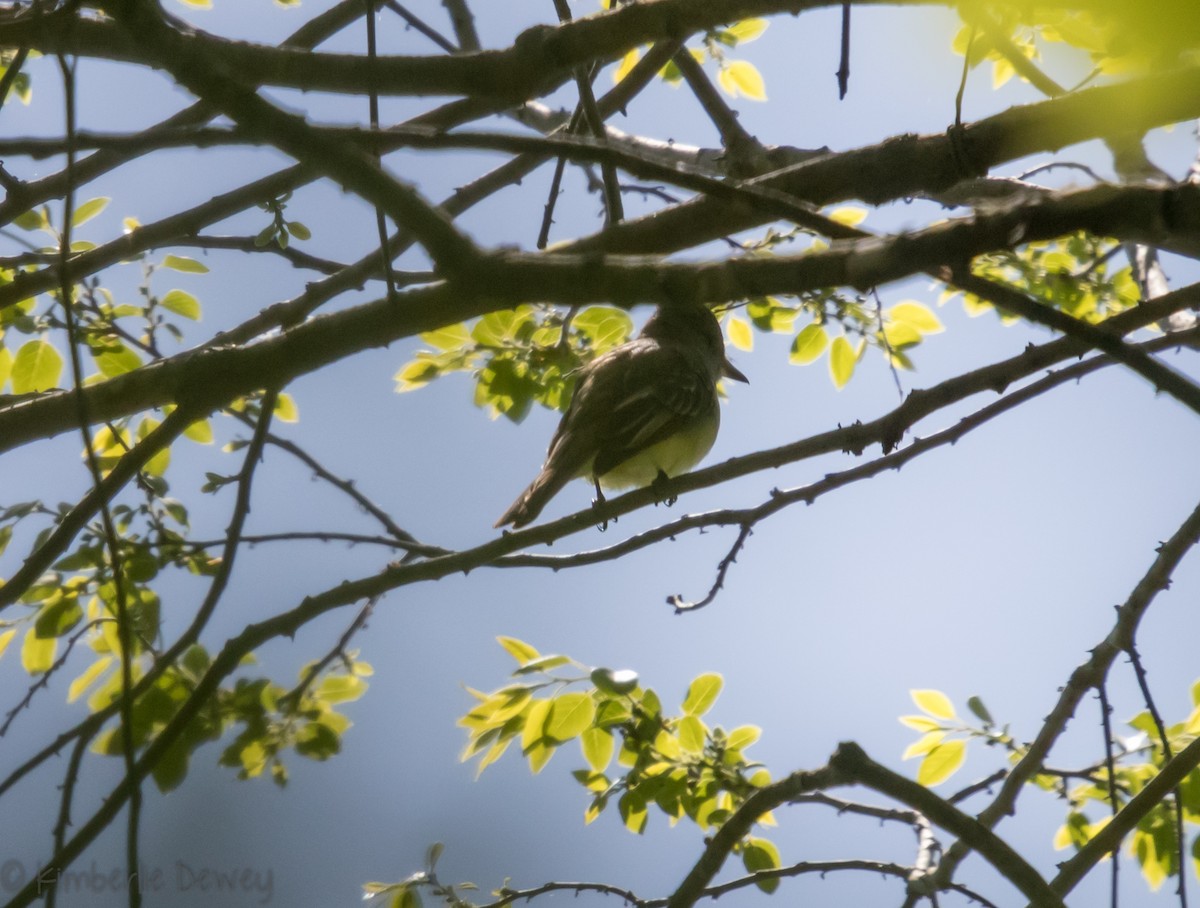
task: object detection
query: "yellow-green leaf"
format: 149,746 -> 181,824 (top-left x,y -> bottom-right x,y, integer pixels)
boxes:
828,335 -> 858,389
677,714 -> 706,753
521,697 -> 553,750
68,656 -> 113,703
71,197 -> 110,228
184,418 -> 214,444
161,289 -> 202,320
0,346 -> 13,391
720,60 -> 766,100
902,730 -> 946,760
789,323 -> 828,365
21,627 -> 57,674
526,739 -> 554,774
917,739 -> 966,786
899,714 -> 942,732
11,340 -> 63,393
93,343 -> 141,378
613,48 -> 640,83
726,316 -> 753,351
273,393 -> 299,423
911,689 -> 956,719
682,673 -> 723,716
497,636 -> 540,666
420,322 -> 471,351
727,725 -> 761,750
137,418 -> 170,476
581,726 -> 614,772
0,627 -> 17,660
162,254 -> 209,274
546,692 -> 595,741
890,301 -> 945,335
725,18 -> 769,43
992,57 -> 1015,89
828,206 -> 867,227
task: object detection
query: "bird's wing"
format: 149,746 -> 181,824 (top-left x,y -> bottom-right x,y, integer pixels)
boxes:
589,343 -> 715,478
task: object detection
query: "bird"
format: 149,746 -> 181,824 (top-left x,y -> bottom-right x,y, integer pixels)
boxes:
495,303 -> 748,529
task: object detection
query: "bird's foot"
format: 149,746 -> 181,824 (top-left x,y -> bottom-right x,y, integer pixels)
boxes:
592,480 -> 612,531
651,470 -> 677,508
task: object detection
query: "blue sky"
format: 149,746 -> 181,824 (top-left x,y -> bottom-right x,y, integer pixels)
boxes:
1,2 -> 1199,907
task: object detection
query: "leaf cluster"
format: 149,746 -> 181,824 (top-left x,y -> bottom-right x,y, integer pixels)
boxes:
460,637 -> 783,890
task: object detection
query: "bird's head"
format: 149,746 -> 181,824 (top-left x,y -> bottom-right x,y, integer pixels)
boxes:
640,304 -> 749,383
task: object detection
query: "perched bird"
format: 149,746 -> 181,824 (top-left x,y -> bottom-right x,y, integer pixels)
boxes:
495,303 -> 748,529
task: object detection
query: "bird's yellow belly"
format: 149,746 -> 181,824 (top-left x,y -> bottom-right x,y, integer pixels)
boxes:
595,411 -> 720,491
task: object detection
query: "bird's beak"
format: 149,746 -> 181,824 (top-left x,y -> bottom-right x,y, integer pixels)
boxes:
722,358 -> 749,384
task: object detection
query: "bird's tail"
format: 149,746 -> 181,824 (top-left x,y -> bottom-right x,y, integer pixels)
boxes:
494,467 -> 572,529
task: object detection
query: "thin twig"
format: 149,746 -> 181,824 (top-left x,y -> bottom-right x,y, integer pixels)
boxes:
836,1 -> 850,98
56,50 -> 142,908
1097,684 -> 1120,908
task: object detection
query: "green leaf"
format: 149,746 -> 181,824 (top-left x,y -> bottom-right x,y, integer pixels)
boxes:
162,254 -> 209,274
742,837 -> 781,892
581,726 -> 614,772
13,207 -> 48,231
160,289 -> 202,320
11,340 -> 63,393
497,636 -> 540,666
917,739 -> 966,786
71,197 -> 110,227
35,596 -> 82,638
911,689 -> 956,719
151,736 -> 192,793
546,692 -> 595,741
21,627 -> 57,674
789,323 -> 828,365
590,667 -> 638,695
682,673 -> 723,716
966,695 -> 994,725
286,221 -> 311,241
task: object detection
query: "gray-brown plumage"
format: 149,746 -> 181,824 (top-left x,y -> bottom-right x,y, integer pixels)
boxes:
495,304 -> 748,529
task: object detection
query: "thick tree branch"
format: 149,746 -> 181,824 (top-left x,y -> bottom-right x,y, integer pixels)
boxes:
565,63 -> 1200,255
